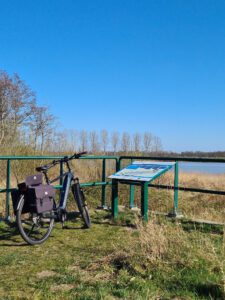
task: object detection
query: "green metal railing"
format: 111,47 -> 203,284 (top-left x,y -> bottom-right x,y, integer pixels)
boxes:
119,156 -> 225,219
1,155 -> 225,221
0,155 -> 119,221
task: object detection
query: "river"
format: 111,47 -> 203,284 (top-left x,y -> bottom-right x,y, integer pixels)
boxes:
179,162 -> 225,174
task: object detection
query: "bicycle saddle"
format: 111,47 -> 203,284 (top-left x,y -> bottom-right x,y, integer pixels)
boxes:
36,166 -> 48,172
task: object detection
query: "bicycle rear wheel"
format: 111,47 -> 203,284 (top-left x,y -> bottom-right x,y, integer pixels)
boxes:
16,195 -> 55,245
72,181 -> 91,228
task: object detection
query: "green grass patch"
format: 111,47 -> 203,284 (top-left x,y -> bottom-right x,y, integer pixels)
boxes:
0,209 -> 224,299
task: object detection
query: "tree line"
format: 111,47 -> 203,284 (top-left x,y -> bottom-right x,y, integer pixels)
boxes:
0,70 -> 163,155
51,129 -> 162,154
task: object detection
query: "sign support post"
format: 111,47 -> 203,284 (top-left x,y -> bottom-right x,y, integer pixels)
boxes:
111,179 -> 118,218
109,161 -> 176,220
141,181 -> 149,221
129,185 -> 135,208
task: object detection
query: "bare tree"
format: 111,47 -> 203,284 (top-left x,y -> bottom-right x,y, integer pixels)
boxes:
121,132 -> 131,153
29,106 -> 55,153
101,129 -> 109,153
152,136 -> 163,153
0,71 -> 12,144
89,130 -> 99,153
0,71 -> 35,145
111,131 -> 119,154
51,130 -> 69,152
143,132 -> 153,153
9,73 -> 36,138
69,129 -> 79,152
133,132 -> 141,153
80,130 -> 88,152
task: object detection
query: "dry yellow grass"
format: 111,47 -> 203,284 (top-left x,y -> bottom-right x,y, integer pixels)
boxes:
120,171 -> 225,223
179,172 -> 225,190
177,172 -> 225,223
0,158 -> 225,223
87,214 -> 225,298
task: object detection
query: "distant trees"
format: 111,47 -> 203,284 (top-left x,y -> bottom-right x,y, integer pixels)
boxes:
0,70 -> 163,155
89,131 -> 99,153
50,129 -> 163,154
133,132 -> 141,152
111,131 -> 119,154
45,128 -> 162,155
0,70 -> 56,153
80,130 -> 88,152
143,132 -> 153,153
121,132 -> 131,152
28,106 -> 55,153
101,129 -> 108,153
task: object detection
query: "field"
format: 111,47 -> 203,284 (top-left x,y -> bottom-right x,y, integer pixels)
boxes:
0,209 -> 224,299
0,160 -> 225,299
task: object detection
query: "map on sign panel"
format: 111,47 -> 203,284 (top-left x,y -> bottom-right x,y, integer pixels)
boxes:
109,161 -> 175,182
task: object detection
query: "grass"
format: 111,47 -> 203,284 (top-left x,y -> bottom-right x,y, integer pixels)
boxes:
0,208 -> 224,299
0,160 -> 225,299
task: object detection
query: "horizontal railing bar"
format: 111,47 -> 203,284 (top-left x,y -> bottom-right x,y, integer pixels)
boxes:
80,156 -> 118,160
4,155 -> 225,163
0,156 -> 64,160
0,155 -> 118,160
2,182 -> 224,196
81,181 -> 112,187
148,184 -> 225,196
0,181 -> 112,193
119,156 -> 225,163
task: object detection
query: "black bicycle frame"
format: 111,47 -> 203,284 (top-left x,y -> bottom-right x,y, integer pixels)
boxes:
59,172 -> 74,210
48,170 -> 74,211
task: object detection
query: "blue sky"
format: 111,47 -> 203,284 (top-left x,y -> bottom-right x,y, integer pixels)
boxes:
0,0 -> 225,152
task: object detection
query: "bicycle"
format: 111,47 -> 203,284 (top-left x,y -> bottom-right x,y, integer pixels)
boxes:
13,152 -> 91,245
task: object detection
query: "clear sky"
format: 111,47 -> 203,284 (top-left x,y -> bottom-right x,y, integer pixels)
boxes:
0,0 -> 225,152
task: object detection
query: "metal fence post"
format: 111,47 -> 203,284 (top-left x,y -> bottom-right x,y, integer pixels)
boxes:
174,162 -> 179,211
111,179 -> 118,218
129,185 -> 135,208
171,161 -> 182,217
101,159 -> 107,208
141,182 -> 148,221
129,159 -> 135,208
116,158 -> 122,172
5,159 -> 11,221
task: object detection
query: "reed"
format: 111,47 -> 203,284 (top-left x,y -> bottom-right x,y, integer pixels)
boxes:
0,157 -> 225,223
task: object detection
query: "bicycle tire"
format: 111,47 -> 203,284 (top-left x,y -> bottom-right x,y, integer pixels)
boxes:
16,195 -> 55,245
72,182 -> 91,228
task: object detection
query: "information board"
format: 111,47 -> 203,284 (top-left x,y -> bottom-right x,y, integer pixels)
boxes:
109,161 -> 175,182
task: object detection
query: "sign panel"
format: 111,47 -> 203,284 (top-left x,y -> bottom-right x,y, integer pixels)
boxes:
109,161 -> 175,182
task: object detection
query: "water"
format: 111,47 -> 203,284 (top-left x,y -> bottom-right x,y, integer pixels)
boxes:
179,162 -> 225,174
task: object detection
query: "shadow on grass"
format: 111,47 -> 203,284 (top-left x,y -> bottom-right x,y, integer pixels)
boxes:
195,282 -> 224,299
0,222 -> 19,240
89,209 -> 225,235
64,211 -> 90,230
166,277 -> 224,299
179,219 -> 224,235
91,210 -> 137,228
0,211 -> 90,246
0,222 -> 29,246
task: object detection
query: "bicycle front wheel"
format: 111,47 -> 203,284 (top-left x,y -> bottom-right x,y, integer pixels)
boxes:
72,182 -> 91,228
16,195 -> 55,245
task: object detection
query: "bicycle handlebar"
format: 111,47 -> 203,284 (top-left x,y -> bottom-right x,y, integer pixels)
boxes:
36,151 -> 87,172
